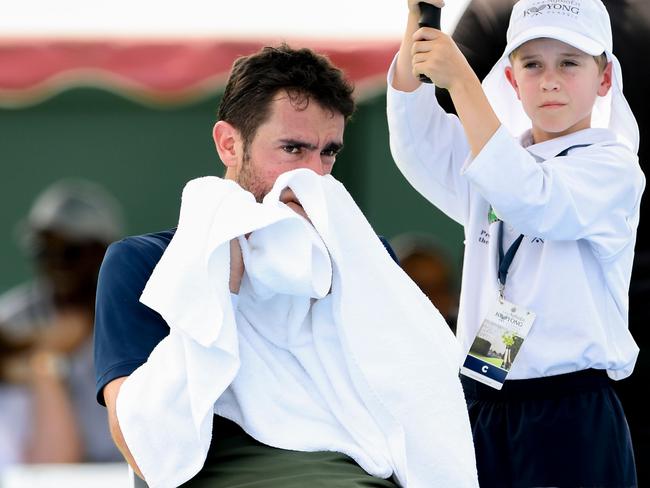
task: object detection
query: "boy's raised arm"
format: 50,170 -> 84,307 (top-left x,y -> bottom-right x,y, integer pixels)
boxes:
395,0 -> 501,158
393,1 -> 426,93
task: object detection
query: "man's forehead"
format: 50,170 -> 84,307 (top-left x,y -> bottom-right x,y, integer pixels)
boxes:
271,90 -> 342,118
261,93 -> 345,141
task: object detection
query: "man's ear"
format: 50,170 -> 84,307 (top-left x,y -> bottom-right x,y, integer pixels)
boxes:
212,121 -> 242,170
597,61 -> 613,97
504,66 -> 521,100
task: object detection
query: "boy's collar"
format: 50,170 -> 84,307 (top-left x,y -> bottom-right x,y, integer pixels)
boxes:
521,128 -> 614,160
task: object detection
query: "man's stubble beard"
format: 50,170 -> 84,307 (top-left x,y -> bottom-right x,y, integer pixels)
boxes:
236,149 -> 267,203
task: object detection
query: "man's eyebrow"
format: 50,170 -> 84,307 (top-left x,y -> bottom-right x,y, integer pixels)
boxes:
323,142 -> 344,153
278,139 -> 317,150
278,139 -> 344,152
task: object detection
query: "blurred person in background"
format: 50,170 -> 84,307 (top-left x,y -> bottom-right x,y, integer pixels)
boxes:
435,0 -> 650,482
0,179 -> 124,467
390,233 -> 459,333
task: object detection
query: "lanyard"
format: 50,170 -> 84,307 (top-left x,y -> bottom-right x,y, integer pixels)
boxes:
497,223 -> 523,297
494,143 -> 591,298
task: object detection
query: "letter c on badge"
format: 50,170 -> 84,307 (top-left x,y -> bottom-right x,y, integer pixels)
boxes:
481,365 -> 489,374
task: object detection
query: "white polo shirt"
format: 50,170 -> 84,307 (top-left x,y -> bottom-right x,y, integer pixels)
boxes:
387,64 -> 645,380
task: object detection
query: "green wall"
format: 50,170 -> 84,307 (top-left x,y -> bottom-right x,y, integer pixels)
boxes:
0,88 -> 463,293
340,91 -> 464,263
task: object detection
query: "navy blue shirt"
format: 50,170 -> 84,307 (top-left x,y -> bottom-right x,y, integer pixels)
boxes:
94,228 -> 398,405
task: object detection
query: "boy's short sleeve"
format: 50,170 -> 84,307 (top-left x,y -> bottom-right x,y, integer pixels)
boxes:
94,231 -> 173,406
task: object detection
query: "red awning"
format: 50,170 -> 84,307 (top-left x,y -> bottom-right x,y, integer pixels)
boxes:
0,38 -> 398,107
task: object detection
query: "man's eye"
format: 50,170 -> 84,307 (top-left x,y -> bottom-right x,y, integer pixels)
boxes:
561,60 -> 578,67
282,145 -> 301,154
321,149 -> 338,157
523,62 -> 540,69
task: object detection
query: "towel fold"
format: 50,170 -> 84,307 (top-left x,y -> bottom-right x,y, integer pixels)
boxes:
116,169 -> 478,488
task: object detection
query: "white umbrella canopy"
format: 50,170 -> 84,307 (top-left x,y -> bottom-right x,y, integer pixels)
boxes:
0,0 -> 470,39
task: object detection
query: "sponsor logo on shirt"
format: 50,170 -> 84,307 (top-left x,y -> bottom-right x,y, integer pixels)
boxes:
530,237 -> 544,244
488,206 -> 500,224
479,229 -> 490,245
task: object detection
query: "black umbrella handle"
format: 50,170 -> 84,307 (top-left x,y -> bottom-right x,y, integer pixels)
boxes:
418,3 -> 441,84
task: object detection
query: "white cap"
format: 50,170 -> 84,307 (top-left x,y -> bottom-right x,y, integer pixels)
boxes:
506,0 -> 611,57
482,0 -> 639,152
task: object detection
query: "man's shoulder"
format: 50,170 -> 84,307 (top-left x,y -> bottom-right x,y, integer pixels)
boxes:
105,228 -> 176,269
110,228 -> 176,256
99,228 -> 177,292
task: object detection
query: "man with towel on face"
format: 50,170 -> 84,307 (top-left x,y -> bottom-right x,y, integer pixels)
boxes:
93,44 -> 478,488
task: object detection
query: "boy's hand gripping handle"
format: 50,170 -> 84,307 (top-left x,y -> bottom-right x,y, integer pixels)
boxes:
418,2 -> 441,84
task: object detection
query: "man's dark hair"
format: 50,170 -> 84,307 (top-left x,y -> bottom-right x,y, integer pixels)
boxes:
217,44 -> 355,149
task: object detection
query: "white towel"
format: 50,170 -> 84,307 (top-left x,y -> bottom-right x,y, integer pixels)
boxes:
116,170 -> 478,488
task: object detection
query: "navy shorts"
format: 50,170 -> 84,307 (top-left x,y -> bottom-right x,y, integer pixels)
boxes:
462,369 -> 637,488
